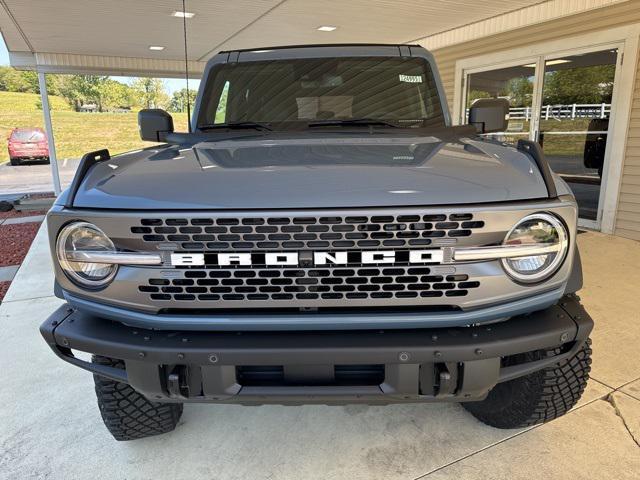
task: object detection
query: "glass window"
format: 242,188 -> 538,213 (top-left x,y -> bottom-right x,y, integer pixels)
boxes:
538,49 -> 618,220
213,81 -> 229,124
10,129 -> 46,142
465,63 -> 535,145
199,57 -> 444,129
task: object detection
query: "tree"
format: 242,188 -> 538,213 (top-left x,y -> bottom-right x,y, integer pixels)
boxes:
168,87 -> 197,113
55,75 -> 111,111
543,65 -> 615,105
466,89 -> 491,107
500,77 -> 533,107
0,66 -> 61,95
100,79 -> 135,110
131,78 -> 169,109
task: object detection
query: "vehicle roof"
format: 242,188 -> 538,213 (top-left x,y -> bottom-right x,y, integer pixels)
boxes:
10,127 -> 45,134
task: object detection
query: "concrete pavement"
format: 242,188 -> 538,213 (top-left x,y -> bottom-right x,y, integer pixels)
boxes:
0,226 -> 638,479
0,159 -> 79,194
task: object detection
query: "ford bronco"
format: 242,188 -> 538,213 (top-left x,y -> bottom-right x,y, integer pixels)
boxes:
41,44 -> 593,441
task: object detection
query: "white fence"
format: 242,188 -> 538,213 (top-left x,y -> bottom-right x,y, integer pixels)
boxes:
508,103 -> 611,120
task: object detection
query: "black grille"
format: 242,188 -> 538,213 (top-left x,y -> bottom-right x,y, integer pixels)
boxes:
236,365 -> 385,386
139,267 -> 480,302
131,213 -> 484,251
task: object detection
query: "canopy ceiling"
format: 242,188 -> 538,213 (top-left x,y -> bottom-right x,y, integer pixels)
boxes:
1,0 -> 548,77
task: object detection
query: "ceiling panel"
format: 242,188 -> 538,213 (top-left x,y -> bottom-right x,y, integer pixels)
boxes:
207,0 -> 548,59
1,0 -> 550,72
1,0 -> 282,60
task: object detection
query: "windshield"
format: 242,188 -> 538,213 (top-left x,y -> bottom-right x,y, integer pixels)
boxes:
11,129 -> 45,142
198,57 -> 445,130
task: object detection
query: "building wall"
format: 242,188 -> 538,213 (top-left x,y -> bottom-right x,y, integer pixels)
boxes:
427,1 -> 640,240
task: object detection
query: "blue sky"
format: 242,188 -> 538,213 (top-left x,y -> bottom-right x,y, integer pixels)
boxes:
0,35 -> 197,94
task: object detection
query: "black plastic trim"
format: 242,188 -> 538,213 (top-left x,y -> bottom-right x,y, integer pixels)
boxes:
65,149 -> 110,208
40,295 -> 593,403
517,140 -> 558,198
220,43 -> 420,54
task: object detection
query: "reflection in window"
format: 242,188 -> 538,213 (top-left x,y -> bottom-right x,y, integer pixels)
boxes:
465,64 -> 534,144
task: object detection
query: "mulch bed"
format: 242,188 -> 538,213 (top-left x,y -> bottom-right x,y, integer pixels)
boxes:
0,220 -> 43,302
0,222 -> 41,267
0,209 -> 47,220
0,282 -> 10,301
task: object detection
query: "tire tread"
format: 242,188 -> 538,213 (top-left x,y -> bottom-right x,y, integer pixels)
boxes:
92,356 -> 183,441
463,339 -> 592,428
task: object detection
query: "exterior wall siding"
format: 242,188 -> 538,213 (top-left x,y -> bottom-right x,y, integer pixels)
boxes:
426,1 -> 640,240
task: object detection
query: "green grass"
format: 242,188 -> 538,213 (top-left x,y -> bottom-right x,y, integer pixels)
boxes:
502,118 -> 600,157
0,91 -> 189,162
0,91 -> 600,162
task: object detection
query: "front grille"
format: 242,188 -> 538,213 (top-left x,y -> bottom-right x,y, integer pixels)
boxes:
126,210 -> 491,309
236,365 -> 385,386
52,202 -> 576,315
131,213 -> 484,251
139,267 -> 481,303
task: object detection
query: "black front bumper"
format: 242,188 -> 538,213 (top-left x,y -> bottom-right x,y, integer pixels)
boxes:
40,295 -> 593,405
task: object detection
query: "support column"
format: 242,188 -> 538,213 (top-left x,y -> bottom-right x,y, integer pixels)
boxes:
37,71 -> 62,195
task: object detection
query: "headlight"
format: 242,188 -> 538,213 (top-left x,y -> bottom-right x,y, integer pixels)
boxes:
56,222 -> 117,288
502,213 -> 568,283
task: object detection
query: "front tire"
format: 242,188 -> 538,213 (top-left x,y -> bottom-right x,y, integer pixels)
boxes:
463,339 -> 592,429
92,356 -> 183,441
9,158 -> 20,166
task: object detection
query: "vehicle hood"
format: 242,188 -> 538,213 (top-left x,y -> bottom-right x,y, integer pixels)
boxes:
71,134 -> 548,210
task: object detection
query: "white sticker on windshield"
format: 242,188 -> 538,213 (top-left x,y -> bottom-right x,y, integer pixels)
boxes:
399,74 -> 423,83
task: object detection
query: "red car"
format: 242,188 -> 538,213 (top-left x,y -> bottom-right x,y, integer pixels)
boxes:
7,127 -> 49,165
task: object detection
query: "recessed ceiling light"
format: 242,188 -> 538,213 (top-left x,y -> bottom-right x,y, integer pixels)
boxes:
149,46 -> 165,51
317,25 -> 337,32
172,11 -> 195,18
524,59 -> 571,67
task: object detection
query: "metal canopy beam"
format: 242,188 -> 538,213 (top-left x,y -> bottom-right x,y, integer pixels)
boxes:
37,72 -> 61,195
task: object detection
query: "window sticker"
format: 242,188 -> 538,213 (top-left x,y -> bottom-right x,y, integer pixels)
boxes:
399,74 -> 423,83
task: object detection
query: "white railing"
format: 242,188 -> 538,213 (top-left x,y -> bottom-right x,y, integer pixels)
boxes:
509,103 -> 611,120
466,103 -> 611,121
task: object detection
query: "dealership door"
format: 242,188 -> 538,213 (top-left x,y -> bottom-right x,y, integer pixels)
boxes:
462,46 -> 623,229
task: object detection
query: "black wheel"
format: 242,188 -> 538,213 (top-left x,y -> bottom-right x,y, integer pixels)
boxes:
92,355 -> 183,441
463,339 -> 592,429
10,158 -> 20,166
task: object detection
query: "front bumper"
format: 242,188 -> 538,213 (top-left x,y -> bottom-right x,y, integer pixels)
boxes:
40,294 -> 593,405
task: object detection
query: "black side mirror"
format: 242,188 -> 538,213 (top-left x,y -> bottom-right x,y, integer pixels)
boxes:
138,109 -> 174,142
468,98 -> 510,134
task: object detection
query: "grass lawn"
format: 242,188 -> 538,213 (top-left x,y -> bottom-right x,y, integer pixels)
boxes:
0,91 -> 601,162
0,91 -> 188,163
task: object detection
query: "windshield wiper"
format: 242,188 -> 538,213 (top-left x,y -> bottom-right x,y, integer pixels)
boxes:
307,118 -> 400,128
198,121 -> 273,131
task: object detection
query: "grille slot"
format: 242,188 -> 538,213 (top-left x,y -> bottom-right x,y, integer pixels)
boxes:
134,213 -> 484,250
139,268 -> 480,303
236,365 -> 385,386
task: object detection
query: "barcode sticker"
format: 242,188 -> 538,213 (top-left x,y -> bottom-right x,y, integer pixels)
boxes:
399,74 -> 423,83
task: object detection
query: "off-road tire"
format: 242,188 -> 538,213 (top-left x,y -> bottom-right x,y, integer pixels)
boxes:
92,355 -> 183,441
463,339 -> 592,429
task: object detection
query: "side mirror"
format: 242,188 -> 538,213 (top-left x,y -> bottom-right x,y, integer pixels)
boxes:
138,109 -> 174,142
468,98 -> 509,134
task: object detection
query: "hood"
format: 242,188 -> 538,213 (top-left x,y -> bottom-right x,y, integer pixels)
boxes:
71,134 -> 548,210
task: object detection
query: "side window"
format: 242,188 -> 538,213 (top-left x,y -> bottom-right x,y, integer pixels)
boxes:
214,81 -> 230,123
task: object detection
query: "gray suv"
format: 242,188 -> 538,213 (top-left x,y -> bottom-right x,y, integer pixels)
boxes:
41,44 -> 593,441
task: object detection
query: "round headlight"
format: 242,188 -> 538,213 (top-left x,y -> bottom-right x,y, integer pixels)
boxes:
56,222 -> 117,288
502,213 -> 568,283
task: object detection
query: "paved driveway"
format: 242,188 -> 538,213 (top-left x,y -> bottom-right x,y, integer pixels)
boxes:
0,227 -> 638,479
0,159 -> 79,194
